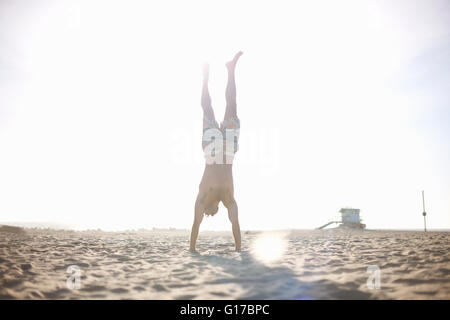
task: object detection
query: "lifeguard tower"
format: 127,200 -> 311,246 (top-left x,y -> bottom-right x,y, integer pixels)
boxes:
317,208 -> 366,230
339,208 -> 365,229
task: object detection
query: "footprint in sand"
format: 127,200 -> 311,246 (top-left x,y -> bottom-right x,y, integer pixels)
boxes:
152,284 -> 168,292
111,288 -> 128,294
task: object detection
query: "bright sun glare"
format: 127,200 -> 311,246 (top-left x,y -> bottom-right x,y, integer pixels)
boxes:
250,232 -> 288,264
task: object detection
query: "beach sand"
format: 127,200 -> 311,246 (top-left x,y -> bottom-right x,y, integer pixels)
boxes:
0,227 -> 449,299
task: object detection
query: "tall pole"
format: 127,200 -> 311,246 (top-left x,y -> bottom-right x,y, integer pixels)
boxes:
422,190 -> 427,232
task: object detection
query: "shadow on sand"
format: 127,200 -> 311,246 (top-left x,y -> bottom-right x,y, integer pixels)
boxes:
189,249 -> 373,299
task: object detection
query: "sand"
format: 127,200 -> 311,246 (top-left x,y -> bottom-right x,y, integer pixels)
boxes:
0,227 -> 449,299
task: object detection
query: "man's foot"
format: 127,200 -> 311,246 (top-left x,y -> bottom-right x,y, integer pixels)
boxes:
226,51 -> 243,71
202,63 -> 209,82
189,248 -> 200,255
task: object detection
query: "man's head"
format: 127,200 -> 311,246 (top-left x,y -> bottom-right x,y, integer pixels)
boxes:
204,202 -> 219,216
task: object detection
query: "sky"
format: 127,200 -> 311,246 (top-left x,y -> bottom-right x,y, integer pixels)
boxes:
0,0 -> 449,231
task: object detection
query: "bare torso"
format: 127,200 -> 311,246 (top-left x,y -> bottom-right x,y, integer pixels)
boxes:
198,164 -> 234,212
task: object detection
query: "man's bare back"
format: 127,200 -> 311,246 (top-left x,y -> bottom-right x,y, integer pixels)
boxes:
198,164 -> 234,215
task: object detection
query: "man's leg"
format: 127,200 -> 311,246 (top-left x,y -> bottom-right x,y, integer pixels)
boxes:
202,63 -> 216,126
226,199 -> 241,251
189,197 -> 204,251
224,51 -> 243,121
